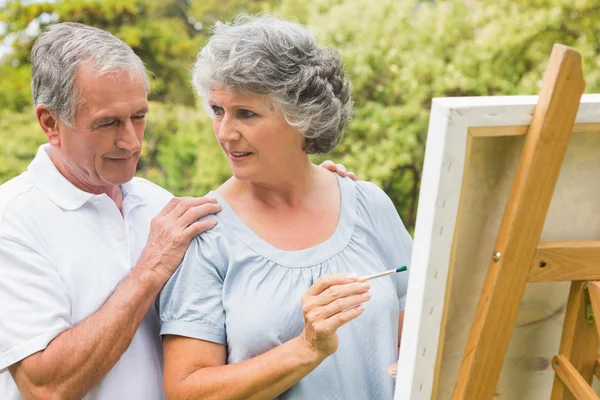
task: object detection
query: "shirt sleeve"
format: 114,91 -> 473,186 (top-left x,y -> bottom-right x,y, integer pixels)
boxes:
158,232 -> 228,345
363,182 -> 413,311
0,234 -> 72,371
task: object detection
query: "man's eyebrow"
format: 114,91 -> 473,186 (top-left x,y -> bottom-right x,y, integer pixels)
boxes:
91,115 -> 119,127
91,108 -> 149,127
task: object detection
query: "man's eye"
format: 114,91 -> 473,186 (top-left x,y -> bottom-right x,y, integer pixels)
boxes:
211,106 -> 224,116
133,115 -> 146,120
239,109 -> 256,119
101,120 -> 117,127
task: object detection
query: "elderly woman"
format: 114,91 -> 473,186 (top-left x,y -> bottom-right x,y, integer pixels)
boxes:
159,16 -> 412,400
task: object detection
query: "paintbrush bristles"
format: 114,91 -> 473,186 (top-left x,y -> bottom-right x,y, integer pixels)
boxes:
358,266 -> 407,282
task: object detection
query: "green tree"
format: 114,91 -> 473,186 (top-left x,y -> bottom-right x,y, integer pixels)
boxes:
0,0 -> 205,109
275,0 -> 600,228
0,0 -> 276,197
3,0 -> 600,231
0,109 -> 45,182
140,101 -> 231,197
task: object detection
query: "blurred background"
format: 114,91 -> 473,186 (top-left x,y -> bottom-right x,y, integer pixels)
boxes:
1,0 -> 599,231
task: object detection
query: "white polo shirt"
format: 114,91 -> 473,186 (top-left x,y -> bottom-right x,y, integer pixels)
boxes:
0,145 -> 173,399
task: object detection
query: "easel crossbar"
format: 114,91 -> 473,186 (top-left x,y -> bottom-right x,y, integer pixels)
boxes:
529,242 -> 600,282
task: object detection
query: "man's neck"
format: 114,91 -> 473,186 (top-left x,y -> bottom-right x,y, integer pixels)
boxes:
48,147 -> 125,211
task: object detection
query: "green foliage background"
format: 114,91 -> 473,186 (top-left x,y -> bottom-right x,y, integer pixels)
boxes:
1,0 -> 600,230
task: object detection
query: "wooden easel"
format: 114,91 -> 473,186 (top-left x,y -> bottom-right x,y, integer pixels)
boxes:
450,44 -> 600,399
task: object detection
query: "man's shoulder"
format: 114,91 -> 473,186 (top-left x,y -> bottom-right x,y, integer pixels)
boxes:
128,177 -> 172,194
0,172 -> 39,222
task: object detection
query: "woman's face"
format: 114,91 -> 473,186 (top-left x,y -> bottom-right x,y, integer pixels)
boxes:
208,87 -> 306,182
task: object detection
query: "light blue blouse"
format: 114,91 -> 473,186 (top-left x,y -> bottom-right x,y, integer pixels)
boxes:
159,174 -> 413,399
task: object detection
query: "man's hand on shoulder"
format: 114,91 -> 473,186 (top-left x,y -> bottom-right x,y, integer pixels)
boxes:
319,160 -> 357,180
137,196 -> 222,285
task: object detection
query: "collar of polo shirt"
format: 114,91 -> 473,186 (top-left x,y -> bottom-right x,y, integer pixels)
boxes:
28,144 -> 144,211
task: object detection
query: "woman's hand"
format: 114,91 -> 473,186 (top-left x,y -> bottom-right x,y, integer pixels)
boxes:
299,274 -> 371,360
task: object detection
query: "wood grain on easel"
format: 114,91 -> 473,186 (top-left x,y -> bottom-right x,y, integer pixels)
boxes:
550,282 -> 599,400
529,242 -> 600,282
594,357 -> 600,381
469,123 -> 600,138
586,282 -> 600,340
451,44 -> 586,400
553,354 -> 600,400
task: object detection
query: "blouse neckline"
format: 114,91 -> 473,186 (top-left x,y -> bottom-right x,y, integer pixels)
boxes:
209,174 -> 357,268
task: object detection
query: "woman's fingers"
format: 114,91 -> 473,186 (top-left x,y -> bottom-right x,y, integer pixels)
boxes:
300,274 -> 370,358
310,292 -> 370,321
311,281 -> 370,307
304,273 -> 358,297
314,304 -> 365,335
302,278 -> 371,337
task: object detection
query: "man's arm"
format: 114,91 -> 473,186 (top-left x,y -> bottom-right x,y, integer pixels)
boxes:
8,196 -> 221,400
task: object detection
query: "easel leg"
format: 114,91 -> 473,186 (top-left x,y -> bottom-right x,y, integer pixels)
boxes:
451,44 -> 585,400
551,282 -> 599,400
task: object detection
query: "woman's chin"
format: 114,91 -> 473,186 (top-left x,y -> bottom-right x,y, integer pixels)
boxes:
230,170 -> 254,181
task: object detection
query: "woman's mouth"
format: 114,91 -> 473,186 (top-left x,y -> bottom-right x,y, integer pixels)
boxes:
229,151 -> 253,161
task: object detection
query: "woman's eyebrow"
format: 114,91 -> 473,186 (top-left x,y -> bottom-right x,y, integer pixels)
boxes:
208,99 -> 261,108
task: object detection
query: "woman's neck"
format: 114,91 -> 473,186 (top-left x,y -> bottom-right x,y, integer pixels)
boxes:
220,156 -> 334,210
246,159 -> 319,208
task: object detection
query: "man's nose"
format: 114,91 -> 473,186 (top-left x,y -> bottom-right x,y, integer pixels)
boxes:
117,119 -> 141,152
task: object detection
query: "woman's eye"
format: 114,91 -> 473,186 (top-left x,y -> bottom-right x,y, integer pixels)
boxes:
211,105 -> 224,116
239,109 -> 256,119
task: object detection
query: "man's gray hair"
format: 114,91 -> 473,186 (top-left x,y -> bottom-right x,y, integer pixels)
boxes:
192,15 -> 353,154
31,22 -> 149,128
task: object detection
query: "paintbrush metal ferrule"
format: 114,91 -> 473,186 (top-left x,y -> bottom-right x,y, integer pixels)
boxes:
358,266 -> 407,281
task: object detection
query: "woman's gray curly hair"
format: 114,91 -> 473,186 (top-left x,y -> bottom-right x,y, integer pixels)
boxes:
192,15 -> 353,154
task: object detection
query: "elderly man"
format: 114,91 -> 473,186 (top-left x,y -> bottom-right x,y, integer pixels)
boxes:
0,23 -> 353,400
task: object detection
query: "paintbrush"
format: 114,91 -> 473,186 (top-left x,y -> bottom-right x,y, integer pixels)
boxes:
358,266 -> 408,282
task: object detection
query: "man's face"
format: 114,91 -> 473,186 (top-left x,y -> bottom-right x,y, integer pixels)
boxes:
52,64 -> 148,189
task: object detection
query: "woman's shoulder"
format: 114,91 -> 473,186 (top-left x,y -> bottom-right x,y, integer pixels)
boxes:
343,178 -> 408,233
350,179 -> 395,211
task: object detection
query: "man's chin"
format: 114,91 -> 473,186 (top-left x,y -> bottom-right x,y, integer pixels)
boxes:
101,160 -> 139,184
100,171 -> 137,186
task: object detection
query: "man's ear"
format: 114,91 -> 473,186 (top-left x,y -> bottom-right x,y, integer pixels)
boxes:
35,104 -> 61,147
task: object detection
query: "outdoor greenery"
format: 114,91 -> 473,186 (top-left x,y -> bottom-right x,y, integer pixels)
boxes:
2,0 -> 600,230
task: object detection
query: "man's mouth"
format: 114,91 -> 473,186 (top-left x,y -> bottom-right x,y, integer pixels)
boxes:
105,154 -> 135,161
